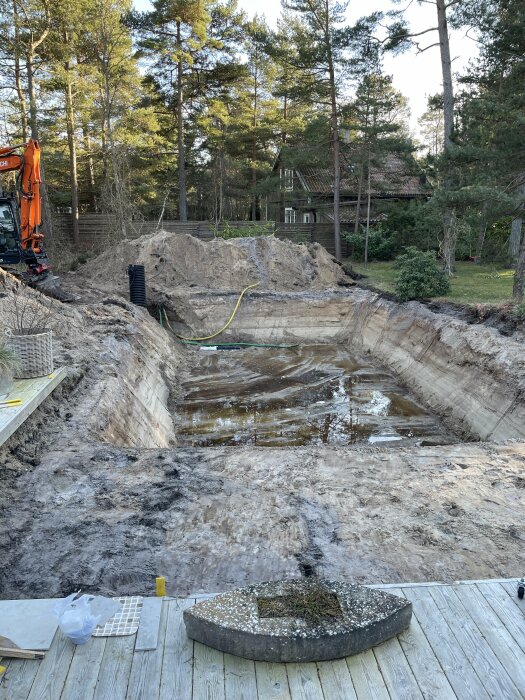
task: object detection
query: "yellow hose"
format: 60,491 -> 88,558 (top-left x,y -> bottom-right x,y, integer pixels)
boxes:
174,282 -> 260,341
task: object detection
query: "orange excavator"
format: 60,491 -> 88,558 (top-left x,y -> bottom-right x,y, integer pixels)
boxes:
0,138 -> 62,295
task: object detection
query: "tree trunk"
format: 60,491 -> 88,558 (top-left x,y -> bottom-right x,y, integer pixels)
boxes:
436,0 -> 456,275
354,163 -> 363,236
64,52 -> 80,247
364,150 -> 371,267
509,179 -> 525,259
475,218 -> 487,262
513,227 -> 525,300
26,52 -> 38,139
436,0 -> 454,150
82,122 -> 97,210
441,208 -> 457,274
13,1 -> 28,142
251,56 -> 259,222
325,0 -> 341,261
176,20 -> 188,222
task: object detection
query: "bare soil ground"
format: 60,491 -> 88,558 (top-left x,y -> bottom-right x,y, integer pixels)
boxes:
1,233 -> 525,600
1,439 -> 524,599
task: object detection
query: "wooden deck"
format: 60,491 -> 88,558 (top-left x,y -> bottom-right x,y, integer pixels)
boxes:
1,579 -> 524,699
0,367 -> 67,447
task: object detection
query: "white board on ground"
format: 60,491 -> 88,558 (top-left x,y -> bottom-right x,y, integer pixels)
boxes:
135,597 -> 163,651
0,599 -> 58,651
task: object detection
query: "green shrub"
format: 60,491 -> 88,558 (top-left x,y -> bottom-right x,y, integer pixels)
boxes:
394,246 -> 450,301
214,221 -> 275,239
343,226 -> 396,261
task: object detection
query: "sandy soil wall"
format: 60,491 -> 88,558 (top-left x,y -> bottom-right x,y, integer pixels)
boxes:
165,288 -> 525,441
0,272 -> 185,450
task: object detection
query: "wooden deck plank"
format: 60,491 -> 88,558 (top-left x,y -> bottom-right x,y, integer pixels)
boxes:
286,663 -> 324,700
26,631 -> 74,700
60,637 -> 106,700
0,368 -> 67,447
386,587 -> 456,700
125,601 -> 168,700
0,659 -> 39,700
224,653 -> 257,700
372,638 -> 423,700
344,649 -> 390,700
255,661 -> 291,700
192,641 -> 225,700
160,599 -> 194,700
499,580 -> 525,612
453,584 -> 525,698
135,598 -> 163,652
92,635 -> 135,700
316,659 -> 357,700
476,582 -> 525,655
403,587 -> 490,700
428,585 -> 520,700
3,580 -> 525,700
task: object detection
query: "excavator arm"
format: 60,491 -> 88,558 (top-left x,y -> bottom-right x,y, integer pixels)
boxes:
0,140 -> 45,259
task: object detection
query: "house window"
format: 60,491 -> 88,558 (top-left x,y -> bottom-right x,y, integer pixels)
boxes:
303,212 -> 312,223
280,168 -> 294,191
284,208 -> 296,223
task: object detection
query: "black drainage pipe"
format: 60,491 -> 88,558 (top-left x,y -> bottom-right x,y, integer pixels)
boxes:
128,264 -> 147,307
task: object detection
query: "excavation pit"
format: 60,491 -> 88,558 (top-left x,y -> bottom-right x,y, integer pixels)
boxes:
173,345 -> 456,448
1,239 -> 525,599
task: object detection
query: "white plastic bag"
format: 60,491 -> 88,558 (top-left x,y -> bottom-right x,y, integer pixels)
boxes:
51,592 -> 101,645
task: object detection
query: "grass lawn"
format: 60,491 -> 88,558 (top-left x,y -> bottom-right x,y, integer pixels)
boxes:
350,260 -> 515,305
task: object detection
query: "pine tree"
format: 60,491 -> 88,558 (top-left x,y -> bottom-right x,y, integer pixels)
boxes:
275,1 -> 378,261
343,72 -> 411,265
385,0 -> 458,274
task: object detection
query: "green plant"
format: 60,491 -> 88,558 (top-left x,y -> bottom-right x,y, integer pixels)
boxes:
214,221 -> 275,239
394,246 -> 450,301
0,343 -> 21,374
344,226 -> 396,261
512,302 -> 525,322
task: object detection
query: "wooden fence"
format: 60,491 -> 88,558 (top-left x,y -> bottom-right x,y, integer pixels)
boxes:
54,214 -> 352,257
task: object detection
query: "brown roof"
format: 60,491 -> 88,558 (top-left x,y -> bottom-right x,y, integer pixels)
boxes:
297,153 -> 428,198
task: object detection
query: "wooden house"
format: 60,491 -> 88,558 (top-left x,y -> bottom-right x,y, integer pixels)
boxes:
267,151 -> 429,225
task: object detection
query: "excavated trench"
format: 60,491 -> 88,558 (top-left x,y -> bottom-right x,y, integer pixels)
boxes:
1,257 -> 525,599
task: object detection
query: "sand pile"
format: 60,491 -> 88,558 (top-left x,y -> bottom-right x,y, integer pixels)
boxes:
74,231 -> 350,297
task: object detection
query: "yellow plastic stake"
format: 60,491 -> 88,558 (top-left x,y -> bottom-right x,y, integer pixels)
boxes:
156,576 -> 166,597
0,665 -> 6,675
0,399 -> 22,408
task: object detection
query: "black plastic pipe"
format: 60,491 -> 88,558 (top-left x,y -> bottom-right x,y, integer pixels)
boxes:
128,264 -> 147,307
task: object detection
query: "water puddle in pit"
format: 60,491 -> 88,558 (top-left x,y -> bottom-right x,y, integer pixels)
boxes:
174,345 -> 457,447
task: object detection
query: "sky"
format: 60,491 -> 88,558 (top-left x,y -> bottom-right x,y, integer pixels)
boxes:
133,0 -> 479,135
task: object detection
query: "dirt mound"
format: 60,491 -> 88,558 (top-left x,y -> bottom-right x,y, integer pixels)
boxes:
74,232 -> 350,297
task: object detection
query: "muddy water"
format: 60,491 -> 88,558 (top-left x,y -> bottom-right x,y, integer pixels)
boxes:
174,345 -> 456,447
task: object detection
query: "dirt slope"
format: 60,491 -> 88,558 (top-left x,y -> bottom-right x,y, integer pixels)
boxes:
71,232 -> 350,298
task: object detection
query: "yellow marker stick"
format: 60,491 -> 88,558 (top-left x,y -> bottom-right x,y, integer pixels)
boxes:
156,576 -> 166,597
0,665 -> 6,675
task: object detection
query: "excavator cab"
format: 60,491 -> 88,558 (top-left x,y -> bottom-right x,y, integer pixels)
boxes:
0,192 -> 23,265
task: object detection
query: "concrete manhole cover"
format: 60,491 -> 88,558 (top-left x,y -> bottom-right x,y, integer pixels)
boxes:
184,579 -> 412,662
